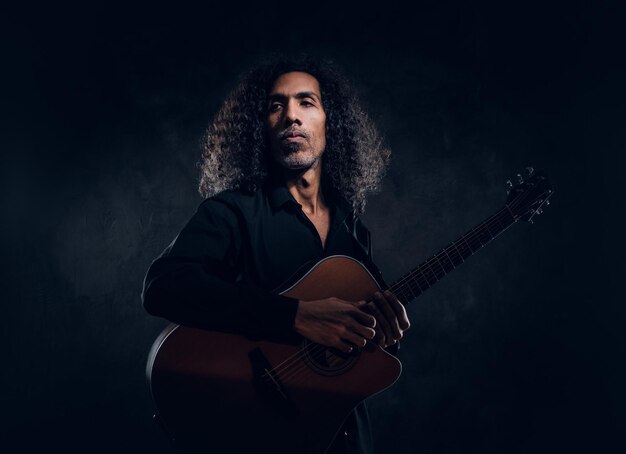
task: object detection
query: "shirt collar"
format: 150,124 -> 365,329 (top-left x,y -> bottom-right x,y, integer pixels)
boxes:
267,178 -> 298,211
266,175 -> 354,220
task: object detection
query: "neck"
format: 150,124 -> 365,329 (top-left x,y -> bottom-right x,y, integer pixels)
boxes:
386,206 -> 517,305
281,163 -> 326,215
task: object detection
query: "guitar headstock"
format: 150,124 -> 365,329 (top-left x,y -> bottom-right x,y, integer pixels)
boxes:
505,167 -> 553,223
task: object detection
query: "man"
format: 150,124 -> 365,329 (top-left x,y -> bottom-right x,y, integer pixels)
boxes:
142,55 -> 410,453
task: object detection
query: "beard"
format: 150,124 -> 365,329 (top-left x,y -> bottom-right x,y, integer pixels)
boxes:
275,141 -> 320,170
280,139 -> 304,154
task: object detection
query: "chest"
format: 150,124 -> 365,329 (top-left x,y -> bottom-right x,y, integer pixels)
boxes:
303,209 -> 331,249
240,206 -> 367,291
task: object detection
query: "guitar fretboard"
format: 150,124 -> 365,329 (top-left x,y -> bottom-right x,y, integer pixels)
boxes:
388,206 -> 516,305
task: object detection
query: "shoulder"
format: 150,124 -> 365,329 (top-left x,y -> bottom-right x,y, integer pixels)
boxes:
353,216 -> 371,233
348,213 -> 372,239
197,187 -> 266,220
202,189 -> 252,207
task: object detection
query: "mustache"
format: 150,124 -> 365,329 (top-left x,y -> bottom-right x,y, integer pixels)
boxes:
278,128 -> 310,140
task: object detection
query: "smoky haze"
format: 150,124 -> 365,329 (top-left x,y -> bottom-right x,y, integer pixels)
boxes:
2,1 -> 624,453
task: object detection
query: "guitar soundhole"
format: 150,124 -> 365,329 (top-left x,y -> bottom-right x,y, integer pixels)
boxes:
301,340 -> 360,376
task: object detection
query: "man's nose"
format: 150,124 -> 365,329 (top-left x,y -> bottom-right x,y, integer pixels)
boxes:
284,100 -> 302,125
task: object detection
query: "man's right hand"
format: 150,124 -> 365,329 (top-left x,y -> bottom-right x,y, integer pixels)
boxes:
293,298 -> 377,353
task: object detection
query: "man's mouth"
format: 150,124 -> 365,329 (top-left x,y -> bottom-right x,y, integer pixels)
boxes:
283,135 -> 306,143
280,129 -> 308,141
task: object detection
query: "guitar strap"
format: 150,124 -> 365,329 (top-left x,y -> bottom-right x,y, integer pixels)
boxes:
345,212 -> 388,290
345,211 -> 400,355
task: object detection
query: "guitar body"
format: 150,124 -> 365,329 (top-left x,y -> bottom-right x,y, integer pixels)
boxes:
147,256 -> 403,453
147,168 -> 554,453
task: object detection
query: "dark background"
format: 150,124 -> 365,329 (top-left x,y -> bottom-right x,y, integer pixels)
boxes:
2,0 -> 625,452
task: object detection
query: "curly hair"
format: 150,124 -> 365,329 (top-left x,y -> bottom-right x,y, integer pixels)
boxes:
198,54 -> 390,214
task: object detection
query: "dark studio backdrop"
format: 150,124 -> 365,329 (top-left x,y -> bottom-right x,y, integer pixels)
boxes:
2,1 -> 625,452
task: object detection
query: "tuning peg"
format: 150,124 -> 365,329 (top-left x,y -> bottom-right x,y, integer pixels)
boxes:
536,207 -> 543,215
517,174 -> 524,183
526,166 -> 534,176
545,199 -> 550,206
506,180 -> 513,189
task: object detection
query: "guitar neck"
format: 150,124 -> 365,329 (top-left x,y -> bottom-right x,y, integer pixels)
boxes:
388,206 -> 517,305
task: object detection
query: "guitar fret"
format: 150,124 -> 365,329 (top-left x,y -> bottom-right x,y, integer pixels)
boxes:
431,256 -> 447,278
395,287 -> 409,304
148,171 -> 552,452
483,222 -> 493,240
386,190 -> 542,305
393,278 -> 416,302
439,250 -> 455,272
458,237 -> 474,256
471,227 -> 485,247
420,264 -> 438,286
492,212 -> 505,232
480,224 -> 492,242
448,242 -> 464,264
405,284 -> 417,300
411,271 -> 426,292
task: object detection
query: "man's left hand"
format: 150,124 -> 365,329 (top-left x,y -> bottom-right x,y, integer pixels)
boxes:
360,290 -> 410,348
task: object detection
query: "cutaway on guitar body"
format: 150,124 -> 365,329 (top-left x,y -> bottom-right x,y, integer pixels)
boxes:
147,169 -> 554,452
147,255 -> 403,453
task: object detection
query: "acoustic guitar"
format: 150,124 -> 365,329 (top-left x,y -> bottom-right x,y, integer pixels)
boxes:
146,168 -> 553,453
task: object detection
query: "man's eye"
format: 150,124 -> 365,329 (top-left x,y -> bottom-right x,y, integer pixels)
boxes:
269,103 -> 282,112
301,101 -> 313,107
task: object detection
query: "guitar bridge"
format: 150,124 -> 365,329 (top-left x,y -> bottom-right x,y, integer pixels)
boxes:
249,347 -> 299,418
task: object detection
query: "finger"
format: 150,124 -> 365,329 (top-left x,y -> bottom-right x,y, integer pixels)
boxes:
328,334 -> 355,353
336,340 -> 354,353
322,334 -> 350,353
384,290 -> 410,331
340,327 -> 369,349
373,291 -> 402,341
348,321 -> 376,342
351,304 -> 377,328
373,327 -> 386,347
364,300 -> 390,346
373,328 -> 395,348
347,310 -> 377,337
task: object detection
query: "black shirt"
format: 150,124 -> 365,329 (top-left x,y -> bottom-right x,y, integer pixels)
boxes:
141,177 -> 384,453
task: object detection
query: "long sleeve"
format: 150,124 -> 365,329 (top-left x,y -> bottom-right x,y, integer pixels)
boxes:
141,198 -> 300,342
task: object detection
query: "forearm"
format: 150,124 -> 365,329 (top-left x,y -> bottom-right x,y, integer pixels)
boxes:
142,257 -> 300,342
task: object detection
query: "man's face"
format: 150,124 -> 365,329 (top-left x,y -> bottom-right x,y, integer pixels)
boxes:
266,71 -> 327,171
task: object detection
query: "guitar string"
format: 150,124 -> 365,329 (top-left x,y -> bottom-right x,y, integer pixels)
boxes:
386,207 -> 513,297
261,209 -> 514,385
277,190 -> 550,384
262,206 -> 516,385
268,209 -> 513,385
261,196 -> 529,385
261,189 -> 544,385
271,203 -> 524,384
390,183 -> 548,296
